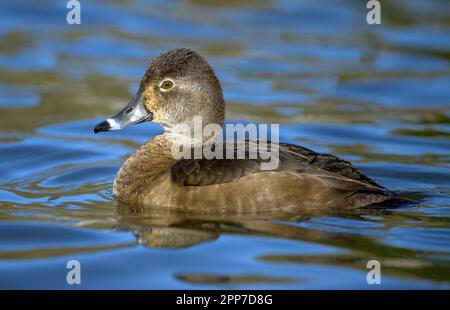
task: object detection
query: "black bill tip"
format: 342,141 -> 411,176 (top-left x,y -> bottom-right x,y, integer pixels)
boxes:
94,120 -> 111,134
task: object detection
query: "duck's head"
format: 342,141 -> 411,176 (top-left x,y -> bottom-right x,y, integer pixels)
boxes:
94,48 -> 225,134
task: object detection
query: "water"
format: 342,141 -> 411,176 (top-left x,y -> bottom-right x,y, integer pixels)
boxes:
0,0 -> 449,289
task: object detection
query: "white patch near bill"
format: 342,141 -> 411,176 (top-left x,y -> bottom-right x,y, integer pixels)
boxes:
106,118 -> 122,130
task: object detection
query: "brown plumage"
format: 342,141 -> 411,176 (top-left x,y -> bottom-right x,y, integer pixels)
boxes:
95,48 -> 396,211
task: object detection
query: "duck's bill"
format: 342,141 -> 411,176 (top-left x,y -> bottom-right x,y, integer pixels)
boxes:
94,93 -> 153,133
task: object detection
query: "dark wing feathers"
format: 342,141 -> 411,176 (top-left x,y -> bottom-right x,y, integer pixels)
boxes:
279,143 -> 382,188
171,141 -> 385,191
172,158 -> 261,186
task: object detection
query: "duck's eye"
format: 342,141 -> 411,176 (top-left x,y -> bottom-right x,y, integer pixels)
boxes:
160,80 -> 174,91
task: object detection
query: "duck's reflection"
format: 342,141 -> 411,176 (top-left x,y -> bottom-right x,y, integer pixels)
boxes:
132,226 -> 219,248
114,201 -> 377,249
115,201 -> 449,284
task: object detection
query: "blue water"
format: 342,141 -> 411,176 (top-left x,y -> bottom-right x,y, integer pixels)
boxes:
0,0 -> 449,289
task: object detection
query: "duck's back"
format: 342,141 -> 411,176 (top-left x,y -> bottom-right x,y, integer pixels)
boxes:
167,141 -> 394,210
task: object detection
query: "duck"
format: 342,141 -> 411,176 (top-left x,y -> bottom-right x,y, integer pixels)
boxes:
94,48 -> 395,211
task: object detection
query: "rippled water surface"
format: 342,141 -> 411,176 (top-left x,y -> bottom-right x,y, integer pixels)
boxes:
0,0 -> 449,289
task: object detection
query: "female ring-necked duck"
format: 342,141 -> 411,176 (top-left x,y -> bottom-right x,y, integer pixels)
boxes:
94,48 -> 395,210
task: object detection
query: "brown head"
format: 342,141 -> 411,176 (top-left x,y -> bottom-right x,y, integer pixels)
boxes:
94,48 -> 225,134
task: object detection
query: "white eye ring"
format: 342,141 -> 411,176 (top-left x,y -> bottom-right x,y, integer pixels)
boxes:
160,79 -> 175,91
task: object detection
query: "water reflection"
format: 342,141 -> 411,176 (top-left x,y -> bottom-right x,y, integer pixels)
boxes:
115,199 -> 449,285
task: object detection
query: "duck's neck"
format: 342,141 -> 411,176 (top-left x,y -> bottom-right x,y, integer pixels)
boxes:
113,134 -> 179,202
